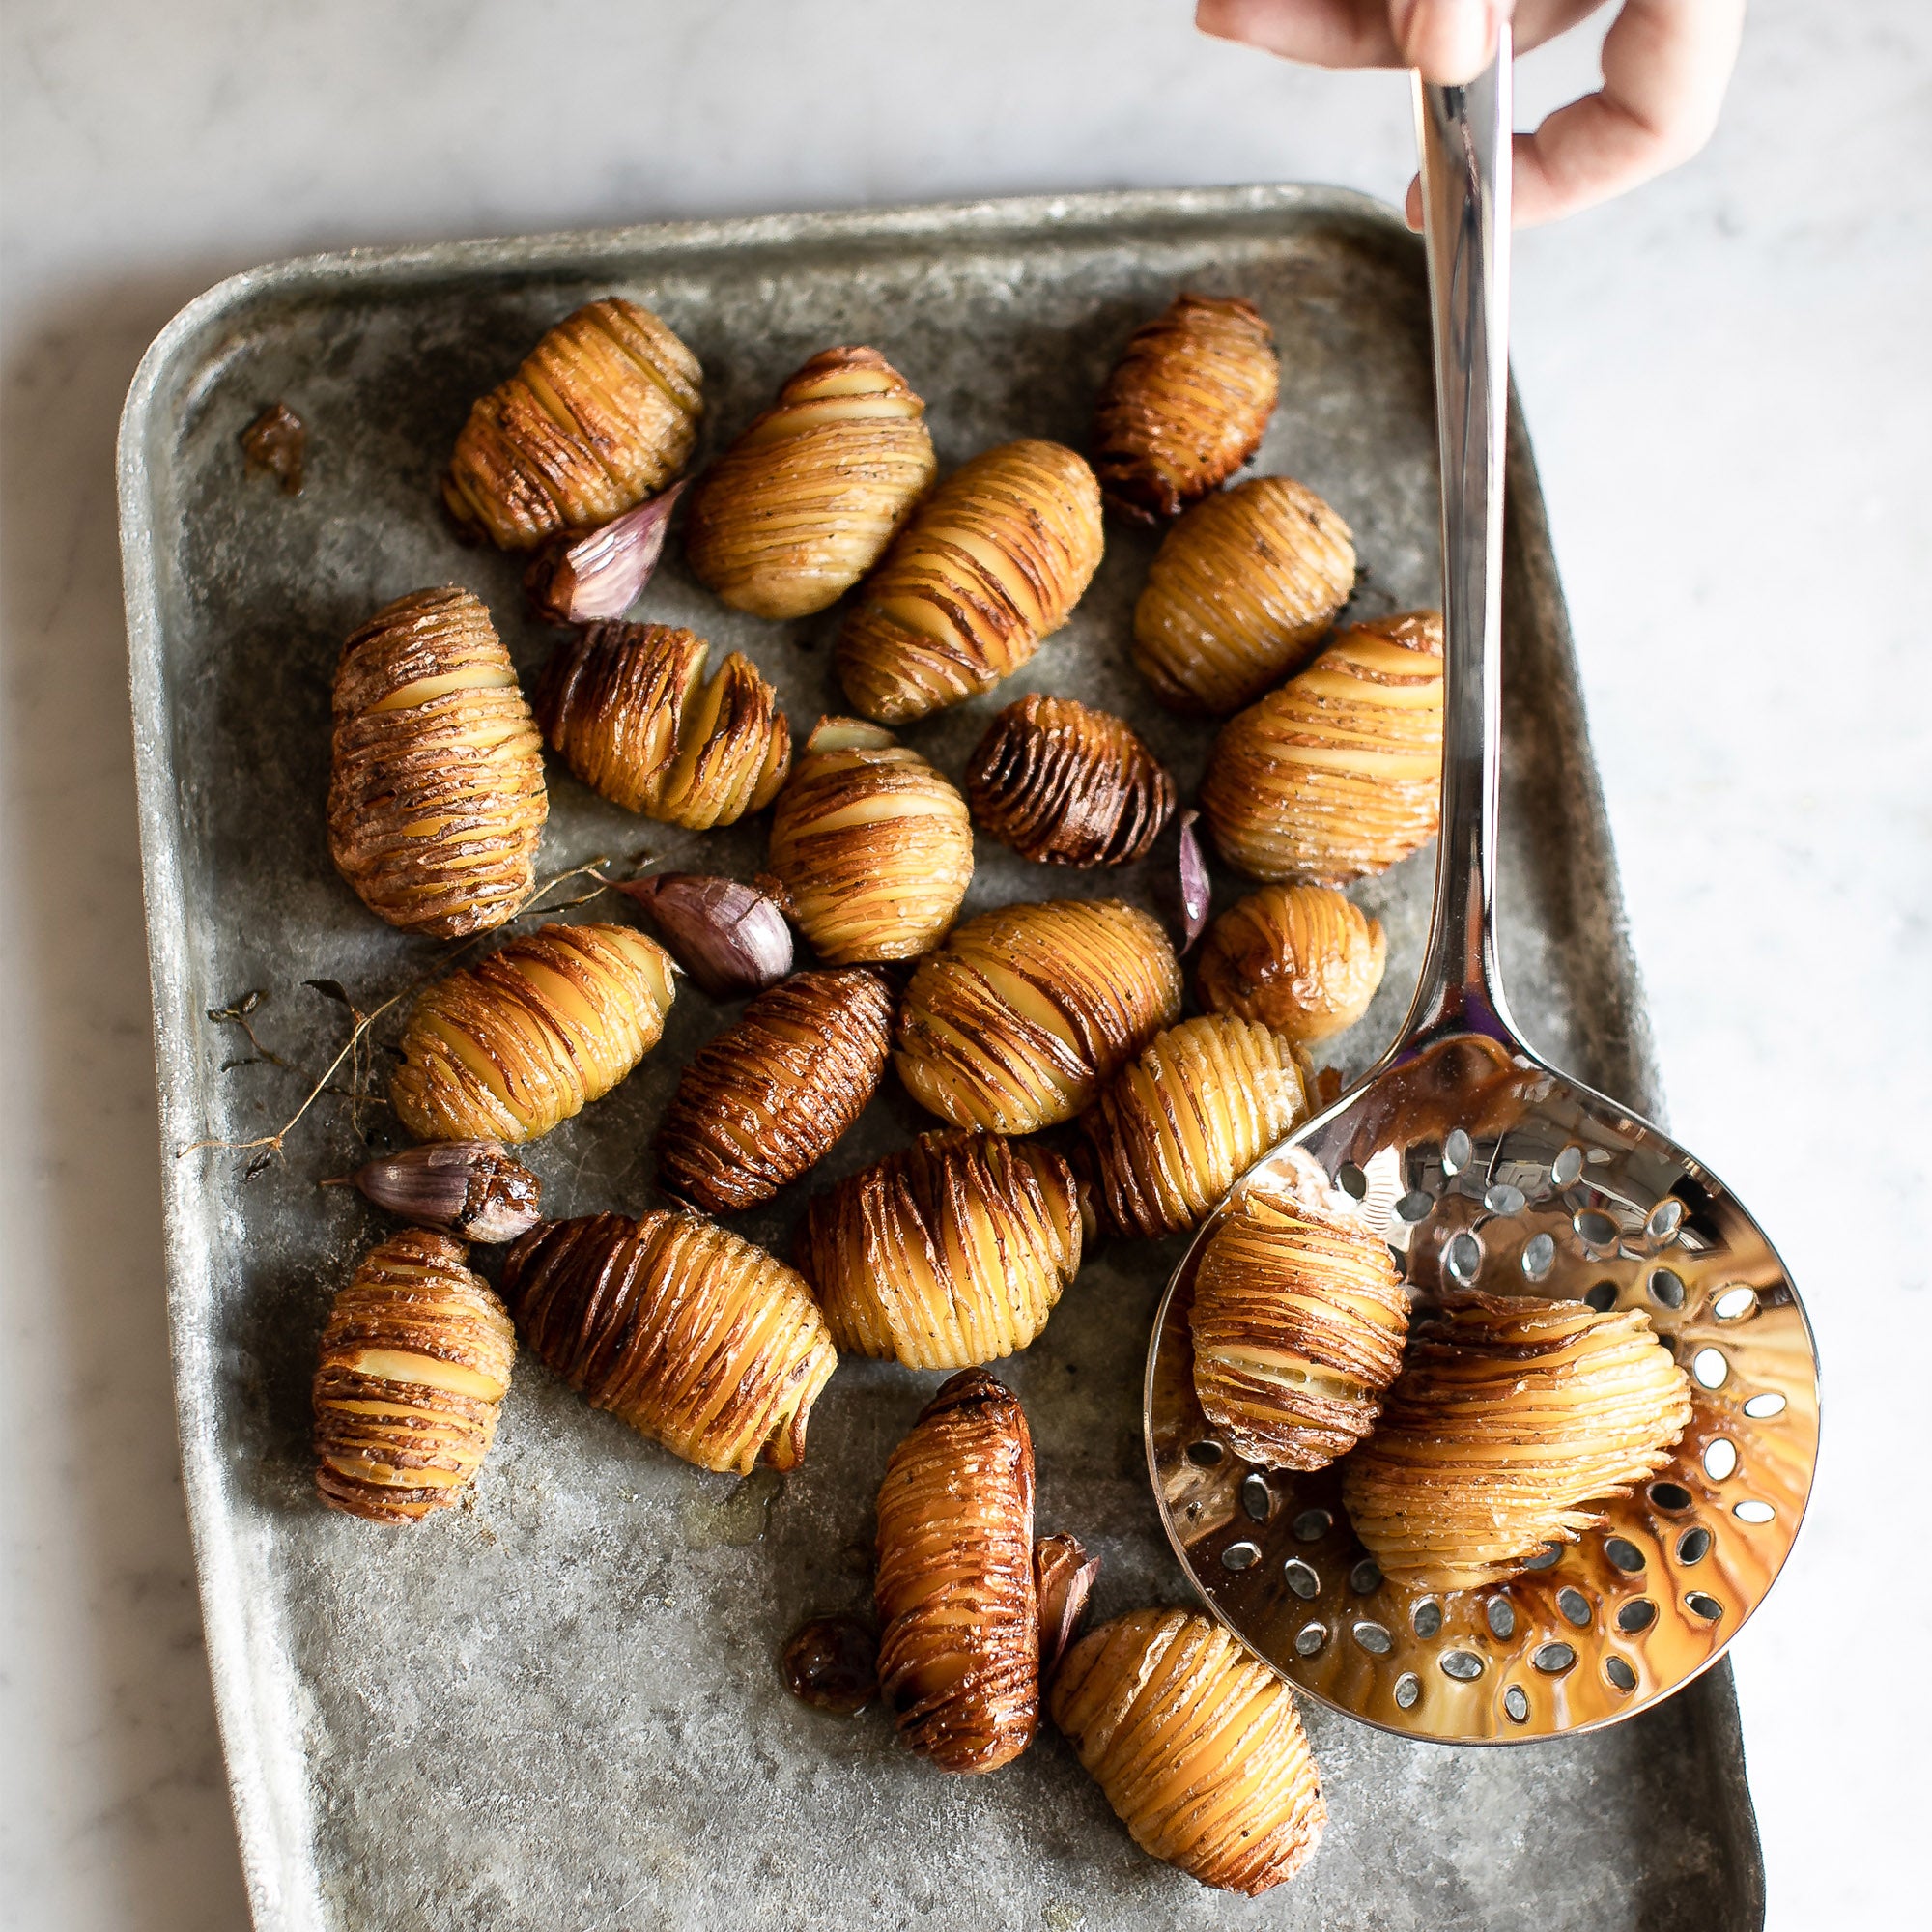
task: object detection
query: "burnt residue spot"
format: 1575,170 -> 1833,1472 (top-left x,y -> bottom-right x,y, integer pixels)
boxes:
242,402 -> 307,494
782,1614 -> 878,1717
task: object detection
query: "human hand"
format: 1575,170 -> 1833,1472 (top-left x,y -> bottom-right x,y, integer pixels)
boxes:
1197,1 -> 1746,226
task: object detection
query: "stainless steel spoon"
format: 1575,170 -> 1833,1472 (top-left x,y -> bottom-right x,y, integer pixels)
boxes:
1144,34 -> 1820,1743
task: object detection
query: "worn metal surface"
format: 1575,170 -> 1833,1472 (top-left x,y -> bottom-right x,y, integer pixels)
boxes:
119,187 -> 1764,1931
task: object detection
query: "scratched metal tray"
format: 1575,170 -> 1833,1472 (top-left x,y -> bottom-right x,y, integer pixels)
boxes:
119,187 -> 1764,1931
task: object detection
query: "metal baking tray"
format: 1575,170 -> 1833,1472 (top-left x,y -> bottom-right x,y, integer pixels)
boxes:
119,186 -> 1764,1931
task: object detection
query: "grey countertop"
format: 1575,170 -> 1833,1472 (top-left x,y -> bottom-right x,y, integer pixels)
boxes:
2,3 -> 1927,1928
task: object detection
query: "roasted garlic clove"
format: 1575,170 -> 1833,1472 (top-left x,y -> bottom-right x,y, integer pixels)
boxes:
389,922 -> 675,1145
1035,1533 -> 1101,1680
764,717 -> 973,963
655,968 -> 895,1213
1340,1291 -> 1695,1590
685,347 -> 937,618
443,297 -> 703,550
532,621 -> 790,830
895,899 -> 1182,1135
798,1130 -> 1080,1370
1191,1165 -> 1409,1469
1050,1608 -> 1325,1895
341,1140 -> 543,1243
1200,611 -> 1444,884
963,695 -> 1176,867
613,873 -> 793,999
1195,883 -> 1387,1045
1132,476 -> 1356,714
1078,1015 -> 1312,1239
327,587 -> 547,939
1091,293 -> 1279,524
875,1369 -> 1038,1773
503,1209 -> 837,1475
836,440 -> 1104,723
312,1229 -> 516,1522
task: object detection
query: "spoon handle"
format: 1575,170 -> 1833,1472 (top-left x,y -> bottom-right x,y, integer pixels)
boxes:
1405,34 -> 1515,1044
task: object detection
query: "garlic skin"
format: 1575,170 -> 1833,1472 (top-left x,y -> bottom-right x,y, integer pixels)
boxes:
312,1230 -> 516,1523
503,1210 -> 837,1475
895,899 -> 1181,1135
655,968 -> 894,1213
798,1130 -> 1080,1370
765,718 -> 973,963
390,923 -> 675,1145
1133,476 -> 1356,714
1034,1533 -> 1101,1680
345,1140 -> 543,1242
1091,293 -> 1279,524
1191,1172 -> 1408,1470
524,482 -> 685,624
837,440 -> 1104,723
1201,611 -> 1444,884
1195,884 -> 1387,1045
1078,1015 -> 1312,1239
1050,1609 -> 1325,1896
443,297 -> 703,550
533,621 -> 791,830
875,1370 -> 1038,1774
327,587 -> 548,939
964,695 -> 1175,867
1341,1292 -> 1694,1590
614,873 -> 794,999
685,347 -> 936,618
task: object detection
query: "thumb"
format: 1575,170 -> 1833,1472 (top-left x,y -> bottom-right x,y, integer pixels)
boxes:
1392,0 -> 1505,84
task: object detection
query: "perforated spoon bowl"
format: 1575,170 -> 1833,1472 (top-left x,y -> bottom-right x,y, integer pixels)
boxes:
1144,37 -> 1820,1743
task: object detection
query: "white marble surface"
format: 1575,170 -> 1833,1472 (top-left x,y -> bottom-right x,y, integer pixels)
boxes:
2,2 -> 1926,1927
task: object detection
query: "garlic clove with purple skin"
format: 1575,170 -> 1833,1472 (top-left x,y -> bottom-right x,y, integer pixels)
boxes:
1178,809 -> 1211,953
525,482 -> 687,625
611,872 -> 794,999
1035,1532 -> 1102,1680
338,1140 -> 543,1242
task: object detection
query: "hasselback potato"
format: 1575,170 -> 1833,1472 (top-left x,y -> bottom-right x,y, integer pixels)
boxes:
1195,884 -> 1387,1045
327,586 -> 547,939
443,297 -> 702,549
875,1370 -> 1038,1773
532,621 -> 790,829
964,695 -> 1175,867
654,968 -> 895,1213
1341,1291 -> 1695,1589
684,346 -> 936,618
798,1130 -> 1080,1370
312,1230 -> 516,1522
1132,476 -> 1356,714
836,440 -> 1104,723
503,1210 -> 837,1475
895,899 -> 1181,1134
389,923 -> 675,1145
1050,1608 -> 1325,1895
1078,1015 -> 1312,1239
764,718 -> 973,963
1191,1169 -> 1409,1469
1200,611 -> 1445,884
1091,293 -> 1278,523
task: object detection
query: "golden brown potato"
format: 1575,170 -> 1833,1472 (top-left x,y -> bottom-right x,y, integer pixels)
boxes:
442,298 -> 703,549
389,923 -> 675,1145
764,718 -> 973,962
836,440 -> 1104,723
1200,611 -> 1444,884
1050,1608 -> 1325,1895
312,1230 -> 516,1522
685,346 -> 936,618
654,968 -> 895,1213
964,695 -> 1176,867
1341,1291 -> 1695,1589
1195,884 -> 1387,1045
895,899 -> 1182,1135
875,1370 -> 1038,1773
327,587 -> 547,939
798,1130 -> 1080,1370
1132,476 -> 1355,714
1078,1015 -> 1311,1239
1191,1167 -> 1409,1469
502,1209 -> 837,1474
531,621 -> 790,829
1091,293 -> 1278,523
